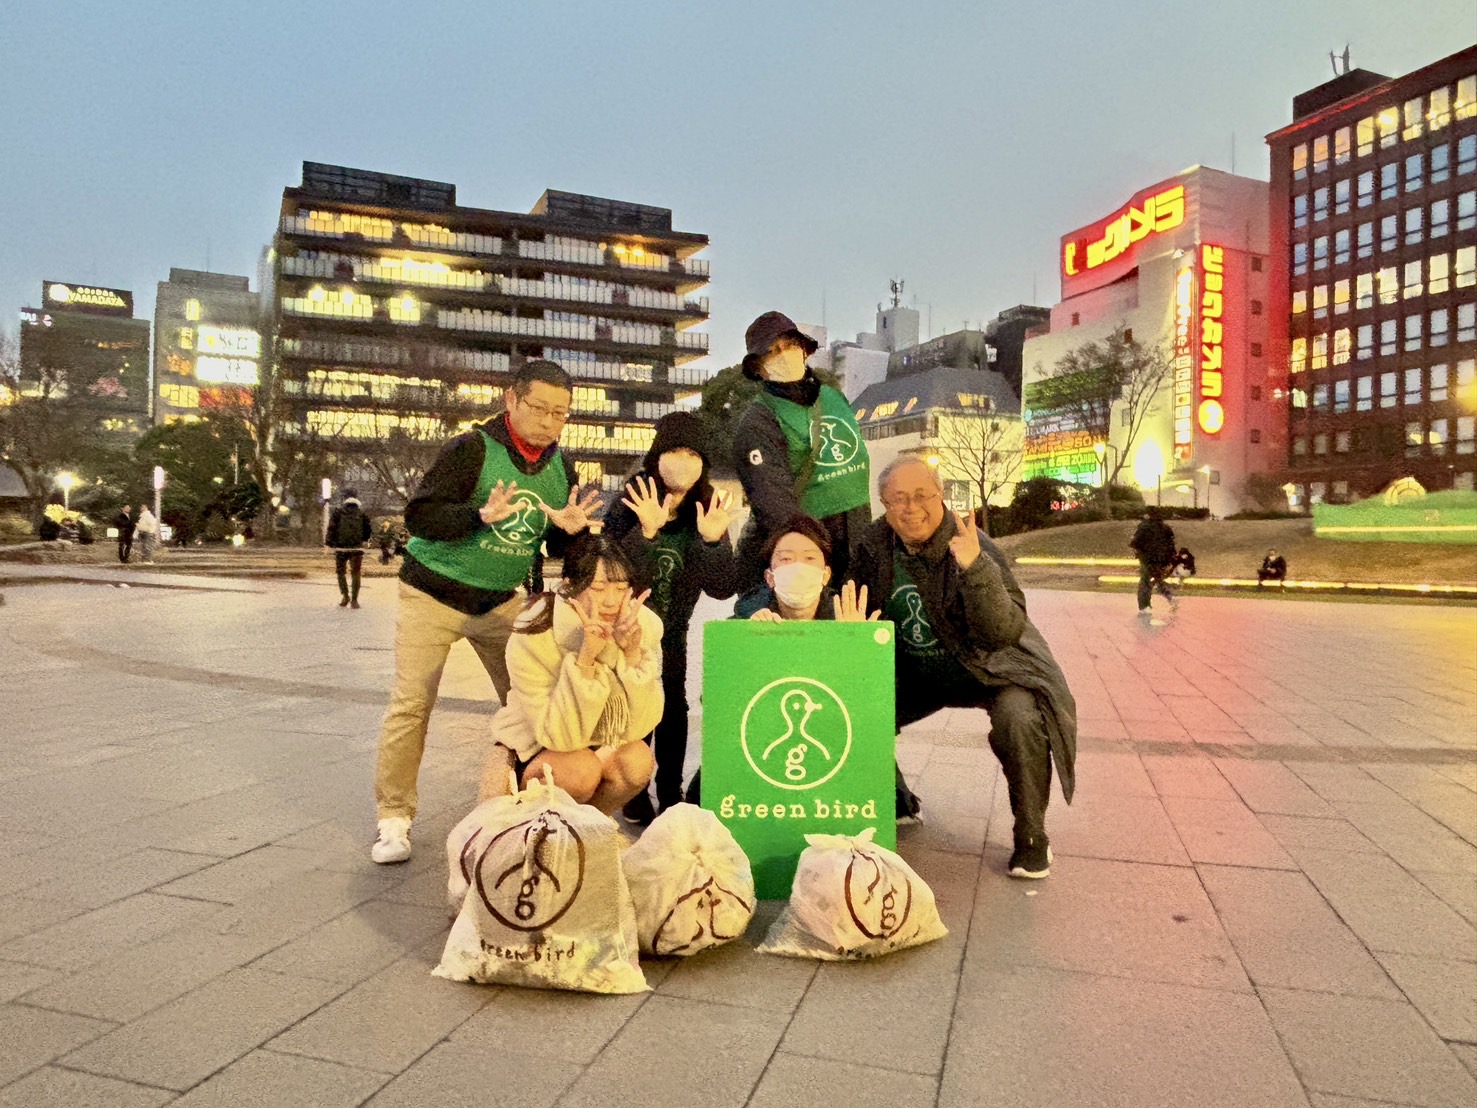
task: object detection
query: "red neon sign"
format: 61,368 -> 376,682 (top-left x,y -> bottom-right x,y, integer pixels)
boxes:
1060,182 -> 1186,298
1197,244 -> 1225,436
1172,261 -> 1195,462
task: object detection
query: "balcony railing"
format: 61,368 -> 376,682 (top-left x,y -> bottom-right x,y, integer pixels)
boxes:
681,257 -> 710,277
675,331 -> 709,351
668,365 -> 711,386
632,400 -> 685,420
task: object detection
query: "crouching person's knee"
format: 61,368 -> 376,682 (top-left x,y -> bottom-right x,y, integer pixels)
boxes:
522,749 -> 602,804
988,686 -> 1046,754
606,740 -> 654,793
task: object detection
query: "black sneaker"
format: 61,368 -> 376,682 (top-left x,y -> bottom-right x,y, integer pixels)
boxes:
339,596 -> 350,607
622,790 -> 657,827
895,783 -> 923,821
1008,835 -> 1052,879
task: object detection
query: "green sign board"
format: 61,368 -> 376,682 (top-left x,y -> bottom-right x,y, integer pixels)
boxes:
701,621 -> 897,898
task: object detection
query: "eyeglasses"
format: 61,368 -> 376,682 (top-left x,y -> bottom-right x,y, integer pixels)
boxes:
518,399 -> 570,422
882,491 -> 942,511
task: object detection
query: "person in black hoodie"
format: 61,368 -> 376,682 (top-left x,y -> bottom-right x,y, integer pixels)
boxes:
370,358 -> 602,865
604,411 -> 739,821
324,489 -> 372,607
732,312 -> 871,590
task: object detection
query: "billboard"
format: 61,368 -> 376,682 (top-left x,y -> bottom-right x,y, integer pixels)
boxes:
42,282 -> 133,317
1060,177 -> 1187,299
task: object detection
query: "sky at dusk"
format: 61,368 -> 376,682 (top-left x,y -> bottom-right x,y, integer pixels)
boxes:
1,1 -> 1473,369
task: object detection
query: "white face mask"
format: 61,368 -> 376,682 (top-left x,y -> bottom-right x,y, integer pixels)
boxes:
658,452 -> 703,493
763,346 -> 808,382
770,562 -> 827,609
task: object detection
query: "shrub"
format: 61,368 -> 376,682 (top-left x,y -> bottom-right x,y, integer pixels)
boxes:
1224,509 -> 1304,520
0,513 -> 34,544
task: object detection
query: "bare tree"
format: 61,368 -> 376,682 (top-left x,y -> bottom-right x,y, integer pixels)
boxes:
1027,324 -> 1171,503
931,410 -> 1022,529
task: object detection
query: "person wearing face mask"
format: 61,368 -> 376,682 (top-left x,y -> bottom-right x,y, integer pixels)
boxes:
848,457 -> 1078,879
603,412 -> 740,822
732,311 -> 872,591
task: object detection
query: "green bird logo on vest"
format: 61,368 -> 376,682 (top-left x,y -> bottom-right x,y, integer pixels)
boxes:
817,417 -> 860,467
481,490 -> 545,553
890,584 -> 939,650
651,545 -> 683,616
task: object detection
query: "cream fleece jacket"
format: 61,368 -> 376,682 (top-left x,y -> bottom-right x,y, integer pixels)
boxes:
491,594 -> 665,761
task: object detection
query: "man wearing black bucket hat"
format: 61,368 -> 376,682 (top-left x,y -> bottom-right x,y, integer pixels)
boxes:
732,311 -> 872,590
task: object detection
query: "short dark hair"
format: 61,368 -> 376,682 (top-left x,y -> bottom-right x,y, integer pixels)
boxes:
558,532 -> 636,597
759,514 -> 833,568
512,358 -> 573,398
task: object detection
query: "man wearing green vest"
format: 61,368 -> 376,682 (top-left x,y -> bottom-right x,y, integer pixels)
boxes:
371,358 -> 602,864
733,311 -> 871,589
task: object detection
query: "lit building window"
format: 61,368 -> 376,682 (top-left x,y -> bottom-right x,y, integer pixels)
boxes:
1403,260 -> 1424,298
1292,143 -> 1309,180
1313,135 -> 1330,172
1429,86 -> 1452,130
1377,106 -> 1400,147
1311,333 -> 1328,369
1333,279 -> 1350,315
1377,265 -> 1399,304
1356,116 -> 1375,156
1457,76 -> 1476,121
1403,96 -> 1424,141
1289,337 -> 1307,373
1356,272 -> 1373,309
185,298 -> 201,321
1312,284 -> 1329,319
1292,289 -> 1307,315
1456,245 -> 1476,288
1334,126 -> 1351,165
389,295 -> 421,324
1332,327 -> 1352,365
1430,253 -> 1451,295
1461,416 -> 1477,455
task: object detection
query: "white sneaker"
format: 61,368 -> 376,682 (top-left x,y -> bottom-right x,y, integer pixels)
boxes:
1169,596 -> 1180,612
371,817 -> 412,864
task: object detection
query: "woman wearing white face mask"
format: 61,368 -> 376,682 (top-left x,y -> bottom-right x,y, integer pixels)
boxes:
732,311 -> 872,592
604,412 -> 739,822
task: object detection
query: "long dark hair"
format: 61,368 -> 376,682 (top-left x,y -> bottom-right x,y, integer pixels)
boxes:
557,532 -> 635,598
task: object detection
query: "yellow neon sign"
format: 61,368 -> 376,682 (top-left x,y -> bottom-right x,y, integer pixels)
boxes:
1197,244 -> 1225,436
1064,185 -> 1185,276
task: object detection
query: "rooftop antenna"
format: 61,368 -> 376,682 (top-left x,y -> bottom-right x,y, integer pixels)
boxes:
1329,45 -> 1351,77
889,278 -> 904,309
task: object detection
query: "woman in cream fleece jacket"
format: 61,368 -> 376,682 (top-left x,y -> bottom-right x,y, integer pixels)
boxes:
483,534 -> 665,814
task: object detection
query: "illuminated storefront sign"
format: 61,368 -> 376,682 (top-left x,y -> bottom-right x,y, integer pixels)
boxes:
197,326 -> 261,358
1060,182 -> 1186,297
1172,261 -> 1195,462
1197,244 -> 1225,436
41,281 -> 133,316
195,356 -> 260,386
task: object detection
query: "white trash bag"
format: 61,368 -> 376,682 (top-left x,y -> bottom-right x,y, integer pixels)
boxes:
758,827 -> 947,961
622,803 -> 756,957
434,770 -> 647,994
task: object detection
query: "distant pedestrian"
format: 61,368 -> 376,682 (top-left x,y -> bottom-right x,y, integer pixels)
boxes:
114,506 -> 136,563
325,489 -> 372,608
135,506 -> 159,563
1257,548 -> 1287,585
1129,509 -> 1177,617
377,521 -> 399,565
1171,546 -> 1196,580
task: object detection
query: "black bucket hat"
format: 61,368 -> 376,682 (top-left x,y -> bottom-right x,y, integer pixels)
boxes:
741,311 -> 819,380
643,411 -> 709,467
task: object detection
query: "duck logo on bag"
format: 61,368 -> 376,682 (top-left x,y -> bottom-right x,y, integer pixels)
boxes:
475,811 -> 587,932
740,677 -> 852,790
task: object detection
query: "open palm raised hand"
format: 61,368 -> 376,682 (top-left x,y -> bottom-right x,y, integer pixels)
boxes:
478,480 -> 520,525
694,488 -> 735,543
540,486 -> 605,535
620,476 -> 676,540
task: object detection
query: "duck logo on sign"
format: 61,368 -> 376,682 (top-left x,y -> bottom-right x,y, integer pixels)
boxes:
740,677 -> 852,790
817,418 -> 860,467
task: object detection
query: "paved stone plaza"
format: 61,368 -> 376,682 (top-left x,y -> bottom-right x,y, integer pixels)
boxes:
0,565 -> 1473,1107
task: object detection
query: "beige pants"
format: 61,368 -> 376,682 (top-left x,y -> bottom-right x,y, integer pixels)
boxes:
374,581 -> 524,820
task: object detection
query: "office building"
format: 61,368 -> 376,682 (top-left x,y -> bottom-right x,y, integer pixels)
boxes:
153,269 -> 261,424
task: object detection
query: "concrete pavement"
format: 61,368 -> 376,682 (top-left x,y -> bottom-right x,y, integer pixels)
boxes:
0,570 -> 1473,1106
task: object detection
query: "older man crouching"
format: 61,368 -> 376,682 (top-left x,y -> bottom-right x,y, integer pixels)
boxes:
848,456 -> 1077,878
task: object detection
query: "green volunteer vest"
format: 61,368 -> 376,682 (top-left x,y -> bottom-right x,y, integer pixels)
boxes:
754,384 -> 871,520
648,526 -> 694,623
884,550 -> 976,688
406,431 -> 571,591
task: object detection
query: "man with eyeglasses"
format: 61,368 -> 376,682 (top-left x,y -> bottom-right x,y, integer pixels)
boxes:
849,456 -> 1078,879
370,358 -> 602,864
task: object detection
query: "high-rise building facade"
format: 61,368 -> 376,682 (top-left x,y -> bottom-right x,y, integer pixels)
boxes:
19,280 -> 151,436
266,162 -> 709,502
1021,166 -> 1276,514
153,269 -> 260,424
1267,46 -> 1477,503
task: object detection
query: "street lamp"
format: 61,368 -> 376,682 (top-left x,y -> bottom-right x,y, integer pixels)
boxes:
1281,482 -> 1298,513
1200,465 -> 1213,519
321,478 -> 332,543
153,466 -> 165,529
56,472 -> 75,511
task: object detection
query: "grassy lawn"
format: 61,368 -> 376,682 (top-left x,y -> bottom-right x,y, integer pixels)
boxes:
994,518 -> 1477,591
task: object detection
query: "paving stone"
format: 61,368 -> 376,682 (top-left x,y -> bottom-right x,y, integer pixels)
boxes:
0,960 -> 58,1004
1070,750 -> 1156,797
60,968 -> 345,1091
1256,813 -> 1383,862
1297,848 -> 1477,957
656,937 -> 818,1012
250,899 -> 450,985
555,994 -> 789,1108
1331,800 -> 1477,875
992,790 -> 1190,866
1141,755 -> 1240,801
965,855 -> 1249,992
1260,986 -> 1477,1107
168,1047 -> 388,1107
1214,759 -> 1336,816
781,932 -> 964,1075
155,845 -> 325,903
1308,1096 -> 1420,1108
1289,765 -> 1402,805
0,892 -> 218,970
366,1040 -> 579,1107
940,965 -> 1306,1107
1412,869 -> 1477,927
0,1066 -> 175,1108
1198,865 -> 1402,998
1373,952 -> 1477,1041
1161,797 -> 1298,868
749,1052 -> 938,1108
1452,1042 -> 1477,1081
451,986 -> 646,1063
0,1003 -> 114,1086
267,957 -> 490,1073
0,896 -> 76,947
23,847 -> 218,911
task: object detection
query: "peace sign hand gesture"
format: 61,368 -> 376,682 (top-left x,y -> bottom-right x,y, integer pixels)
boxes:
478,480 -> 520,526
832,580 -> 880,622
948,510 -> 981,570
620,476 -> 676,540
541,486 -> 604,535
695,488 -> 734,544
570,592 -> 615,672
611,588 -> 651,663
